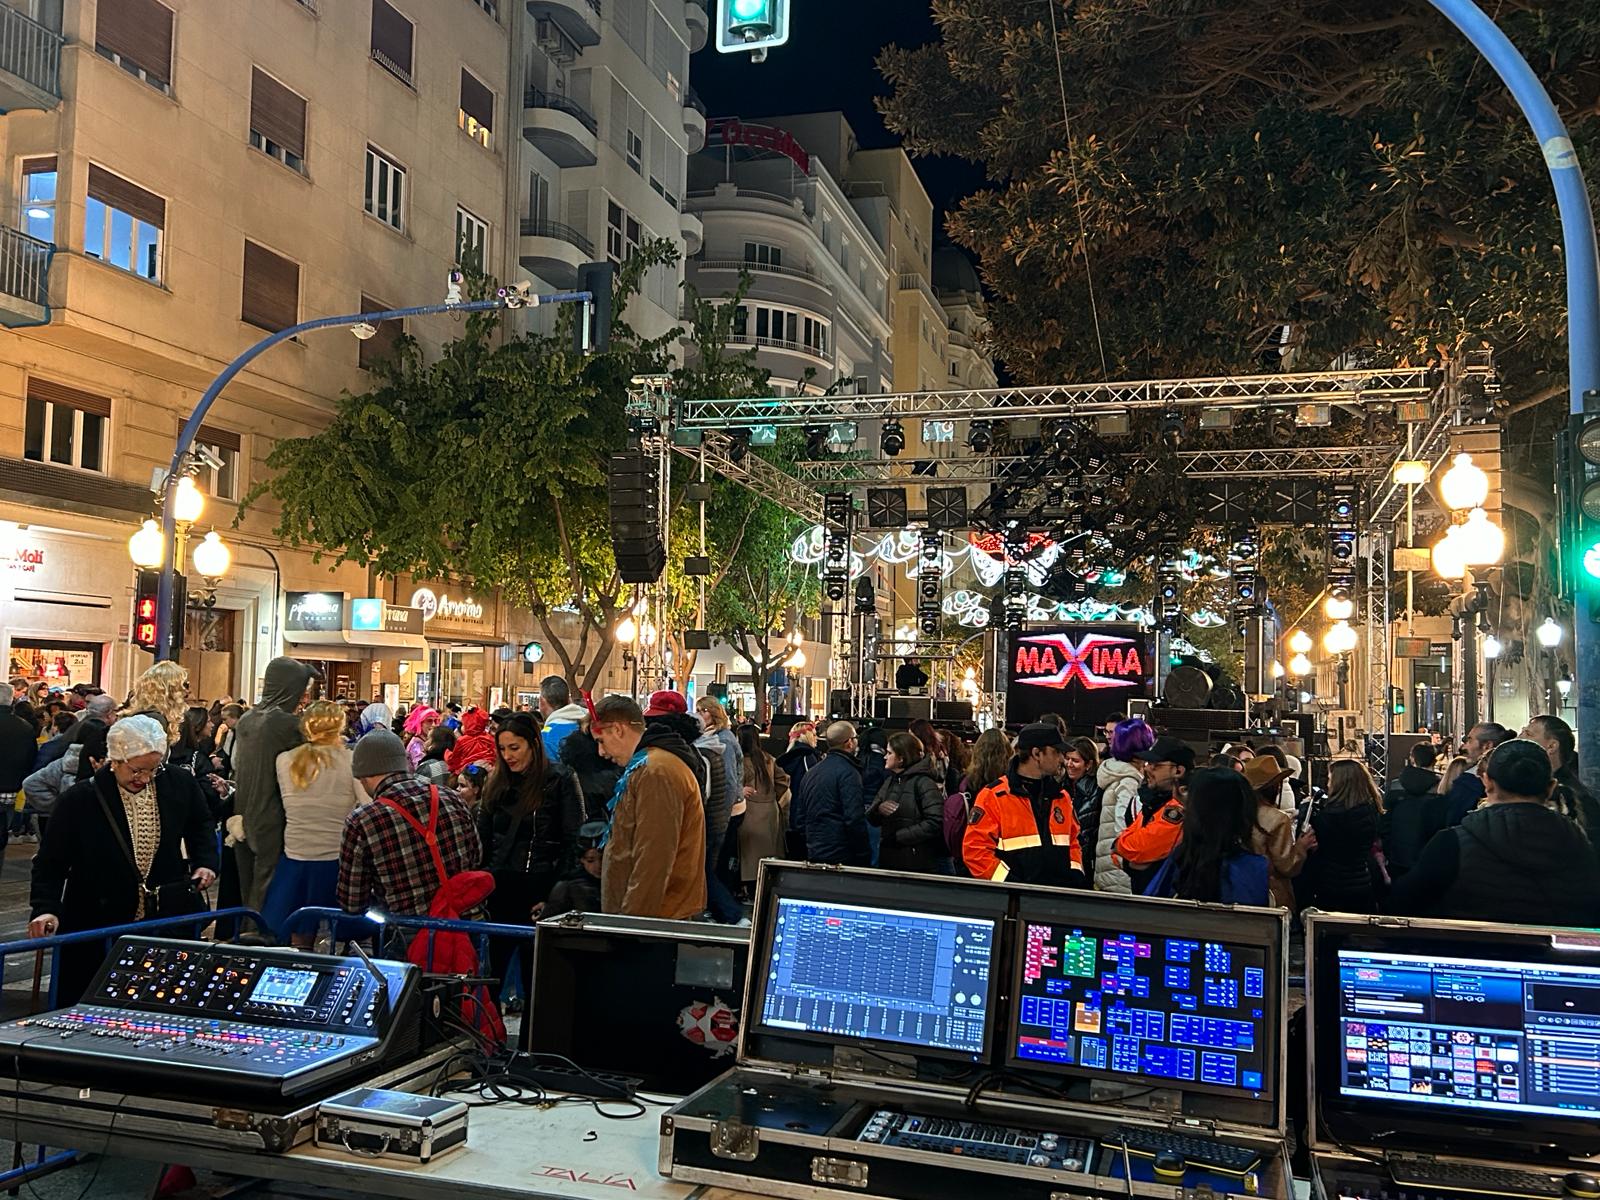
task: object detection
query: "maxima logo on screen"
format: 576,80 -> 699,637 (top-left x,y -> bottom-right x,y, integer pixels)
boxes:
1013,631 -> 1144,692
409,588 -> 483,623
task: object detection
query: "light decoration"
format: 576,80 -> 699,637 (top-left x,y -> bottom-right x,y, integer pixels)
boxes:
1323,621 -> 1359,655
1288,629 -> 1313,654
172,475 -> 205,525
1537,618 -> 1564,648
1439,452 -> 1490,511
190,531 -> 231,580
1288,653 -> 1313,676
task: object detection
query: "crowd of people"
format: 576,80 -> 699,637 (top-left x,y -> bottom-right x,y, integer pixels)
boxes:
10,658 -> 1600,1009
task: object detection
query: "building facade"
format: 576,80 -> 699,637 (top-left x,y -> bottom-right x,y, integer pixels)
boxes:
934,246 -> 997,391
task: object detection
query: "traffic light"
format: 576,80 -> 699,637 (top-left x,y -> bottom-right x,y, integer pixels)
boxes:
132,570 -> 160,653
716,0 -> 789,56
1570,409 -> 1600,618
572,261 -> 613,355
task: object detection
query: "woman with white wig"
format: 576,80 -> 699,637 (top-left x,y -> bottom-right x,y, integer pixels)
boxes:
29,714 -> 218,1003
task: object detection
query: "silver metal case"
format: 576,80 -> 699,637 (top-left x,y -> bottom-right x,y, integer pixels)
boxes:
314,1087 -> 468,1163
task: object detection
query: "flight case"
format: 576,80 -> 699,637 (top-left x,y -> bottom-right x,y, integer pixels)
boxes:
660,862 -> 1296,1200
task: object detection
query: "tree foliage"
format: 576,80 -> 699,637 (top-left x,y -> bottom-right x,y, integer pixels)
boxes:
878,1 -> 1600,412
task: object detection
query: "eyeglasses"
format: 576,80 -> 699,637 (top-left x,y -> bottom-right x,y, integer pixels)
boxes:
118,764 -> 158,781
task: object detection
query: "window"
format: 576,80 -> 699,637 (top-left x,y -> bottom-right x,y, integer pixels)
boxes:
357,294 -> 404,372
743,242 -> 782,268
626,128 -> 642,175
180,421 -> 241,501
95,0 -> 173,92
459,69 -> 493,149
370,0 -> 414,87
21,158 -> 56,243
23,379 -> 109,472
364,146 -> 406,231
249,68 -> 307,173
802,316 -> 828,355
84,166 -> 164,283
455,206 -> 488,269
605,200 -> 638,266
241,239 -> 299,331
950,361 -> 959,378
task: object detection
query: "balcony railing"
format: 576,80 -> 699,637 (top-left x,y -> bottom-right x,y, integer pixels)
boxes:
0,224 -> 53,310
0,4 -> 61,99
727,331 -> 828,362
696,258 -> 824,286
897,271 -> 941,310
684,85 -> 706,116
524,86 -> 598,136
519,218 -> 594,258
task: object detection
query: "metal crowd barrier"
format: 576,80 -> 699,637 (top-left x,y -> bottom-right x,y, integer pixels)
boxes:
279,906 -> 538,978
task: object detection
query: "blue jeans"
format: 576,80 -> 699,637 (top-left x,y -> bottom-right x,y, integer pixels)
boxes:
704,835 -> 743,923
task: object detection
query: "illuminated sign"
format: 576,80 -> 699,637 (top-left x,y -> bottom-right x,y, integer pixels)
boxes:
706,118 -> 810,173
350,598 -> 384,630
1013,632 -> 1144,692
285,591 -> 346,633
410,588 -> 484,623
967,530 -> 1052,561
132,571 -> 160,653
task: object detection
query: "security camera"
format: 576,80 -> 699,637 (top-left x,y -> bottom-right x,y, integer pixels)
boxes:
351,322 -> 378,341
445,268 -> 465,305
496,281 -> 537,309
192,444 -> 225,472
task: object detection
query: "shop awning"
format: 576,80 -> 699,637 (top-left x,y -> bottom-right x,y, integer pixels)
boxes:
284,629 -> 428,657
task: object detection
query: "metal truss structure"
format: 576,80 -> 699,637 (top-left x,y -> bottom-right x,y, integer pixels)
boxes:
674,367 -> 1437,427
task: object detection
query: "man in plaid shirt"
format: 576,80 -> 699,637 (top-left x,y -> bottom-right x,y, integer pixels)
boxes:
338,729 -> 481,916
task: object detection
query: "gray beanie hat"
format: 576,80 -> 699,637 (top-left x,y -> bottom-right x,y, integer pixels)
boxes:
352,728 -> 410,778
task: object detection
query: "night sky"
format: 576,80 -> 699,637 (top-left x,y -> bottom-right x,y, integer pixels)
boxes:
689,1 -> 989,241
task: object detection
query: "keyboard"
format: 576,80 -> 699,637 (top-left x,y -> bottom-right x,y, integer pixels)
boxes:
1387,1157 -> 1566,1198
858,1109 -> 1094,1172
1102,1126 -> 1261,1175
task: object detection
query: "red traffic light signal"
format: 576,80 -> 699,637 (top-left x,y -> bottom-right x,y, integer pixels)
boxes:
133,570 -> 160,653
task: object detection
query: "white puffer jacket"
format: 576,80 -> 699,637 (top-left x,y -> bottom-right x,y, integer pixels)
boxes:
1093,758 -> 1144,893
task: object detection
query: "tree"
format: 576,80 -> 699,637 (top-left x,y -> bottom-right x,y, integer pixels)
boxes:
878,1 -> 1600,415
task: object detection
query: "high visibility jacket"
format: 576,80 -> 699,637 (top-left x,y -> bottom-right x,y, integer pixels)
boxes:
963,771 -> 1086,887
1114,796 -> 1184,869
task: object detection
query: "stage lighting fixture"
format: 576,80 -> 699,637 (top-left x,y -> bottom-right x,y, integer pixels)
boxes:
1097,412 -> 1131,437
1160,410 -> 1184,448
1046,418 -> 1081,453
749,424 -> 778,447
853,575 -> 877,614
925,486 -> 970,531
1198,408 -> 1235,431
728,431 -> 750,463
922,419 -> 955,444
827,421 -> 859,449
880,420 -> 906,456
967,420 -> 994,453
1269,411 -> 1295,441
805,425 -> 828,456
866,487 -> 909,529
911,460 -> 939,478
1297,403 -> 1332,427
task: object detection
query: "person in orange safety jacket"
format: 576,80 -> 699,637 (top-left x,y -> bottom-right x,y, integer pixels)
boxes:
1113,735 -> 1194,894
963,723 -> 1088,888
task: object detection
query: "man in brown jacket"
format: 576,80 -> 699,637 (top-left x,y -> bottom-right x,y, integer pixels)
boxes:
592,694 -> 707,919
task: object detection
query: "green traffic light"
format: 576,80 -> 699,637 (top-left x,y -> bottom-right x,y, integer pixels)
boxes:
731,0 -> 768,18
1585,541 -> 1600,580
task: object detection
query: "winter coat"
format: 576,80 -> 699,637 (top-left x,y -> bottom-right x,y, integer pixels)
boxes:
775,741 -> 823,796
791,749 -> 868,866
33,733 -> 70,771
1381,765 -> 1441,876
231,657 -> 313,837
446,709 -> 496,776
704,726 -> 742,801
943,790 -> 971,874
1424,768 -> 1485,841
540,702 -> 587,762
560,730 -> 621,823
601,746 -> 706,919
645,714 -> 729,849
1250,804 -> 1307,909
477,762 -> 585,902
867,756 -> 947,873
0,707 -> 36,793
1306,803 -> 1383,913
1068,773 -> 1102,877
407,865 -> 506,1045
1146,850 -> 1270,906
1388,801 -> 1600,927
22,744 -> 88,818
737,759 -> 789,883
1093,758 -> 1143,893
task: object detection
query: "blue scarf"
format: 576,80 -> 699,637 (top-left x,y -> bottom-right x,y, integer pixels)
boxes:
600,747 -> 649,848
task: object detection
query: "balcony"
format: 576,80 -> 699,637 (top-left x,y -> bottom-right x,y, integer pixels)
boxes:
683,87 -> 706,154
0,224 -> 52,326
526,0 -> 600,47
684,0 -> 708,52
679,211 -> 703,256
727,331 -> 828,363
0,5 -> 61,110
696,257 -> 825,288
897,271 -> 942,312
519,218 -> 594,287
523,87 -> 598,168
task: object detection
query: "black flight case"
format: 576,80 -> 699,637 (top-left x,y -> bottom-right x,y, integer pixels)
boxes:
660,861 -> 1296,1200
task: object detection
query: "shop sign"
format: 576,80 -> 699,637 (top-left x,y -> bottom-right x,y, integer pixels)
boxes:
286,591 -> 345,633
351,598 -> 424,636
4,545 -> 43,573
410,587 -> 484,624
706,118 -> 810,173
1006,624 -> 1152,729
523,641 -> 544,664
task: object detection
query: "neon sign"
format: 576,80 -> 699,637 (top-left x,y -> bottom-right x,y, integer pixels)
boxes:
1013,632 -> 1145,692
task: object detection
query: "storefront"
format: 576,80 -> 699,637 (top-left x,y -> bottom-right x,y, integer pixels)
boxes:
0,524 -> 129,695
281,591 -> 428,701
391,577 -> 504,709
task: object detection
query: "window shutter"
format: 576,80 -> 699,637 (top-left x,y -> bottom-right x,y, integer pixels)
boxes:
370,0 -> 413,73
250,68 -> 306,159
608,79 -> 628,158
176,420 -> 242,453
87,165 -> 165,230
27,378 -> 111,419
23,156 -> 56,176
358,294 -> 404,369
96,0 -> 174,84
459,70 -> 493,131
241,240 -> 299,331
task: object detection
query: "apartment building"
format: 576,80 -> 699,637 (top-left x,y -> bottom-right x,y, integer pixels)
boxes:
518,0 -> 700,340
683,111 -> 893,395
935,246 -> 998,391
0,0 -> 520,702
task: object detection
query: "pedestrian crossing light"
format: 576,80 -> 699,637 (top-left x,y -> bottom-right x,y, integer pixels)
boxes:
717,0 -> 788,58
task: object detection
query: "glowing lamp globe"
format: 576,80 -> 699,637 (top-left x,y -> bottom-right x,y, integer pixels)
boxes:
173,475 -> 205,525
128,519 -> 165,569
1536,618 -> 1564,649
1271,660 -> 1286,679
190,531 -> 230,580
1288,653 -> 1313,677
1323,622 -> 1358,655
785,647 -> 807,670
1431,526 -> 1469,581
1288,629 -> 1313,655
1457,508 -> 1504,568
615,615 -> 638,644
1482,635 -> 1503,661
1324,594 -> 1354,621
1440,453 -> 1489,512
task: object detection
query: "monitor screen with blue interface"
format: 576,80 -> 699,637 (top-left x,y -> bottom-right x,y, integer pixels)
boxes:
1008,915 -> 1273,1099
1336,950 -> 1600,1120
756,897 -> 996,1059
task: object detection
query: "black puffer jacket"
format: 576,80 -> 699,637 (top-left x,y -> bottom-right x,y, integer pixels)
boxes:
1306,803 -> 1382,913
645,714 -> 729,849
478,761 -> 584,889
559,729 -> 621,822
867,756 -> 946,873
1381,765 -> 1440,876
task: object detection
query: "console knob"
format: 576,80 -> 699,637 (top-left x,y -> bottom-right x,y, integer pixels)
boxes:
1030,1155 -> 1049,1167
1063,1158 -> 1082,1172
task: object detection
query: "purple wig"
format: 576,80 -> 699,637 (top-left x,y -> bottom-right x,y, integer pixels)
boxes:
1110,717 -> 1155,763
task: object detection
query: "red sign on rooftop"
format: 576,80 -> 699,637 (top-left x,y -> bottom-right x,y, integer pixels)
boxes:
707,119 -> 810,174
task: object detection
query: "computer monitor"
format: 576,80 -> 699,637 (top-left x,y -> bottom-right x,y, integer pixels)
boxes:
753,892 -> 1000,1063
1007,907 -> 1275,1101
1334,949 -> 1600,1121
1310,915 -> 1600,1160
